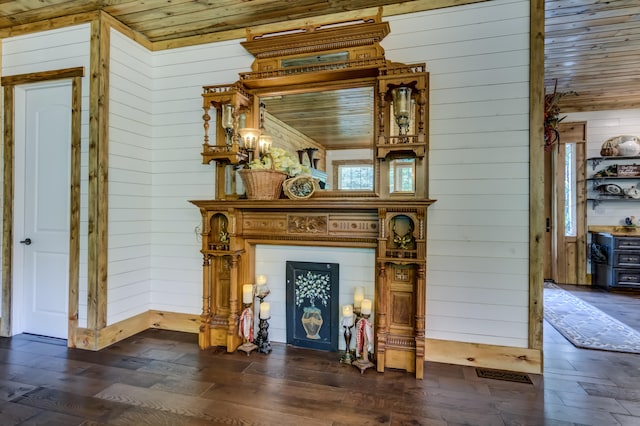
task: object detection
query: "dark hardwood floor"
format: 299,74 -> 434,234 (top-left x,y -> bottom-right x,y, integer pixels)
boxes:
1,286 -> 640,425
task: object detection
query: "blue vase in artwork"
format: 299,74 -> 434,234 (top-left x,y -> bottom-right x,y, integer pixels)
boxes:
301,306 -> 323,339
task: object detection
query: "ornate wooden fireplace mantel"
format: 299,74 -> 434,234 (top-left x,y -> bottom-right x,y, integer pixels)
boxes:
190,198 -> 434,378
192,13 -> 434,378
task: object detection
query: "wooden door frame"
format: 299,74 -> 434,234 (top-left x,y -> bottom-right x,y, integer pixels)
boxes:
0,67 -> 83,338
545,121 -> 588,285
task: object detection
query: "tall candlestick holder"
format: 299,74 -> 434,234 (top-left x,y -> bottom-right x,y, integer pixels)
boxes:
340,322 -> 354,364
238,303 -> 257,355
353,313 -> 375,374
255,316 -> 272,354
254,282 -> 271,354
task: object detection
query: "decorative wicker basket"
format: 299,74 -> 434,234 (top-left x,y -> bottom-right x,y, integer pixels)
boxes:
600,137 -> 618,157
283,175 -> 318,200
238,168 -> 287,200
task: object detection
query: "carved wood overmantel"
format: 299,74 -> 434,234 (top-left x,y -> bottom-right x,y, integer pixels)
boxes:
190,198 -> 434,378
193,13 -> 434,379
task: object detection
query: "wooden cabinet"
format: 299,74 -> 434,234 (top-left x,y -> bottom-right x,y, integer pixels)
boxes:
591,232 -> 640,290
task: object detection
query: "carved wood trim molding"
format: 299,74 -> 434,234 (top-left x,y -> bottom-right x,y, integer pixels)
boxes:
241,18 -> 389,59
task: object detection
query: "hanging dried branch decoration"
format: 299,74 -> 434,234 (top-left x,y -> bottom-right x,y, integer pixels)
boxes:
544,80 -> 578,152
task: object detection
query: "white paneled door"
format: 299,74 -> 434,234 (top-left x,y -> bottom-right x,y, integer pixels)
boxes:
16,83 -> 71,339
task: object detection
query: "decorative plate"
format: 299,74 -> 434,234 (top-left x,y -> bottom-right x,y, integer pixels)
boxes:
597,183 -> 623,195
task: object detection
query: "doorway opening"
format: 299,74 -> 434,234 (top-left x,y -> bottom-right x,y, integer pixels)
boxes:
544,122 -> 588,285
0,67 -> 83,341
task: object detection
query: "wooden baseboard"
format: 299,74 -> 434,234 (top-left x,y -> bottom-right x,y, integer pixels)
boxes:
148,310 -> 200,333
425,338 -> 542,375
70,310 -> 199,351
68,313 -> 543,376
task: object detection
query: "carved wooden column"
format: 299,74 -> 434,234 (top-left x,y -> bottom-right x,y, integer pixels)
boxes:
226,251 -> 243,352
414,263 -> 426,379
374,207 -> 427,378
199,254 -> 212,349
375,260 -> 388,373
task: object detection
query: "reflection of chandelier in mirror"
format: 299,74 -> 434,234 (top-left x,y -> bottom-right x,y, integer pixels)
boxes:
258,134 -> 272,158
391,86 -> 412,143
238,127 -> 261,161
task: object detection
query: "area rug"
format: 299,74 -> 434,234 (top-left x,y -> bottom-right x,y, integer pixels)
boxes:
544,282 -> 640,354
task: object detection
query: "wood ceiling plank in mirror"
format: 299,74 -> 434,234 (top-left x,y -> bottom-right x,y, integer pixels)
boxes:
262,87 -> 374,150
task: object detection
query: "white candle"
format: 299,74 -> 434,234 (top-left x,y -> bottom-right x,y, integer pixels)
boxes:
354,286 -> 364,309
242,284 -> 253,304
342,304 -> 353,317
342,304 -> 354,327
361,299 -> 372,315
342,314 -> 354,328
256,274 -> 267,285
256,284 -> 268,297
260,302 -> 270,319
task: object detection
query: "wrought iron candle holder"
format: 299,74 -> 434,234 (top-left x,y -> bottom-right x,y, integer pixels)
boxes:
255,281 -> 271,354
255,316 -> 272,354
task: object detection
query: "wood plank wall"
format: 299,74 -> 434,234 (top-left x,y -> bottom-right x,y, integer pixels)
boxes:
107,29 -> 153,324
0,0 -> 540,369
146,0 -> 529,347
1,24 -> 91,329
150,39 -> 253,314
385,0 -> 531,348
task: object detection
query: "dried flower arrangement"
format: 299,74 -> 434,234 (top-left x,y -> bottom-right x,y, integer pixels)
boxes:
544,80 -> 577,152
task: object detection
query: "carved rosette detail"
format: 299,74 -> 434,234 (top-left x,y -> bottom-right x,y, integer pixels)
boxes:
287,215 -> 328,234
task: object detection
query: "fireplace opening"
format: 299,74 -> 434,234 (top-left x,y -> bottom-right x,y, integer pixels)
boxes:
285,261 -> 339,351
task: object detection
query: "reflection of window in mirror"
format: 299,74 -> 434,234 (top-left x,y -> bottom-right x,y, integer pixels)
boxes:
389,159 -> 415,193
333,159 -> 373,190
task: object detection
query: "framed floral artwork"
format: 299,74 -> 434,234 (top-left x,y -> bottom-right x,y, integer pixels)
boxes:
286,261 -> 339,351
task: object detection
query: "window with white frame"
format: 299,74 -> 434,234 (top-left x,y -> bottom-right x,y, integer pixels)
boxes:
334,160 -> 373,190
389,158 -> 415,193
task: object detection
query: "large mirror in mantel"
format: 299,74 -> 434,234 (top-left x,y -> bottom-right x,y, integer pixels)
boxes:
203,14 -> 428,199
259,85 -> 376,192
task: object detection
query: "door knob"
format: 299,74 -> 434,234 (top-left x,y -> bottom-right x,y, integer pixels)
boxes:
20,238 -> 31,245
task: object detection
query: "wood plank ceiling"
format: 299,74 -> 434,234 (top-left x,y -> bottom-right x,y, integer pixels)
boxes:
545,0 -> 640,112
0,0 -> 638,118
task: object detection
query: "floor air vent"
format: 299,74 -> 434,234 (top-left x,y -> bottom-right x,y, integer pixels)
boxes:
476,367 -> 533,384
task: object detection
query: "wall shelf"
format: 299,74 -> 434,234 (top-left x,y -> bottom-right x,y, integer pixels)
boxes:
587,156 -> 640,209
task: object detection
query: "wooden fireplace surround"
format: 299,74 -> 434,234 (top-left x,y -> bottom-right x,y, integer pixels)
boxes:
192,12 -> 434,379
190,198 -> 434,378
